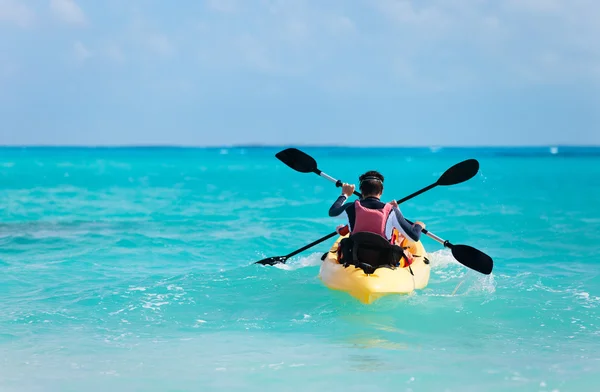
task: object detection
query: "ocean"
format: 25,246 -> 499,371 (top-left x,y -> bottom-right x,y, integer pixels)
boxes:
1,146 -> 599,391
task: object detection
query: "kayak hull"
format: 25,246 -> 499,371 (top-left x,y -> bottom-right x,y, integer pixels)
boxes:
318,234 -> 431,304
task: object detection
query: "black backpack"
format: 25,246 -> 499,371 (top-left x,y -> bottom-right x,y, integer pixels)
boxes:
338,232 -> 406,275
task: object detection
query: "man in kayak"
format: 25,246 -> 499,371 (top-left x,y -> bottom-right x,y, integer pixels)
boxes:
328,170 -> 426,270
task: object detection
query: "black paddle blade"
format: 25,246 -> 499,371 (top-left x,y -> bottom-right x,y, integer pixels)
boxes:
437,159 -> 479,186
254,256 -> 288,266
275,148 -> 318,174
450,244 -> 493,275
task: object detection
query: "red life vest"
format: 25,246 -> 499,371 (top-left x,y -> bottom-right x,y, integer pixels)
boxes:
352,200 -> 393,238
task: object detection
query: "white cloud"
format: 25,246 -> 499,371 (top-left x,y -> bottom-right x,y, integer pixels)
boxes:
506,0 -> 563,13
0,61 -> 17,81
329,15 -> 356,35
105,44 -> 125,64
190,1 -> 363,77
368,0 -> 600,88
192,0 -> 600,90
47,0 -> 598,93
0,0 -> 35,27
125,14 -> 176,57
50,0 -> 86,26
206,0 -> 238,13
284,20 -> 310,42
144,32 -> 174,56
73,41 -> 92,63
374,0 -> 450,30
236,34 -> 274,72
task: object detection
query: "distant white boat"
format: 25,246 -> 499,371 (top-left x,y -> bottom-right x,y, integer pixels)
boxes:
550,146 -> 558,155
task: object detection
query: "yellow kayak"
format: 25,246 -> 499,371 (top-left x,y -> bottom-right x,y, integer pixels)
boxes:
318,234 -> 431,304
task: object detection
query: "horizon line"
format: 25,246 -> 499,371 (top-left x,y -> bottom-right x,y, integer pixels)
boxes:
1,143 -> 600,149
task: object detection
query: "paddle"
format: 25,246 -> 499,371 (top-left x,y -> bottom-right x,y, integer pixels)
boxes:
403,223 -> 494,275
272,148 -> 480,201
256,149 -> 492,275
254,231 -> 338,266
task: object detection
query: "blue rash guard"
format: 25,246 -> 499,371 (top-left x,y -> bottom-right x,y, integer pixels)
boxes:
328,195 -> 423,242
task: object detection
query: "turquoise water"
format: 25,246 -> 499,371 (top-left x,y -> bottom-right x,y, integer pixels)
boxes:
1,146 -> 599,391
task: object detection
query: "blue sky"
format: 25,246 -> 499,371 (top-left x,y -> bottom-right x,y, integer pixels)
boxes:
1,0 -> 598,146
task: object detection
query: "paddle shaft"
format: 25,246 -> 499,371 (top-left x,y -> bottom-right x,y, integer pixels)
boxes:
284,231 -> 338,260
314,173 -> 491,274
326,173 -> 438,205
405,218 -> 447,246
264,179 -> 441,262
330,173 -> 493,275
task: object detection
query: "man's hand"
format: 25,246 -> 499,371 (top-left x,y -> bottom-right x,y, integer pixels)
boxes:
342,183 -> 355,197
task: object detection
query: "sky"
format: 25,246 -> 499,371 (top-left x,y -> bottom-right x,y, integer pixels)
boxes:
0,0 -> 599,146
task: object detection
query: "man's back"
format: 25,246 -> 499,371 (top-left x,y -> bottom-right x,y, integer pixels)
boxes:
329,195 -> 422,242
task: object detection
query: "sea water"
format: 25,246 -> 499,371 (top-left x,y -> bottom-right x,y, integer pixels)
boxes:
0,146 -> 599,392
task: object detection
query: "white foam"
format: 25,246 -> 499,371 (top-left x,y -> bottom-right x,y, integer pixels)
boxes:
575,291 -> 600,309
273,252 -> 323,271
427,249 -> 461,270
463,274 -> 497,295
427,248 -> 497,296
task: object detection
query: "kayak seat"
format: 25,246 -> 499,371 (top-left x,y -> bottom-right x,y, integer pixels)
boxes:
339,232 -> 405,275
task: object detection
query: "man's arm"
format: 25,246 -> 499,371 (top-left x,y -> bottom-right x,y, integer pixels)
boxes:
328,195 -> 352,217
389,205 -> 423,242
329,183 -> 356,217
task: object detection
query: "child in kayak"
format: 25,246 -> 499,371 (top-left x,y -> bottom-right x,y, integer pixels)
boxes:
328,170 -> 426,268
